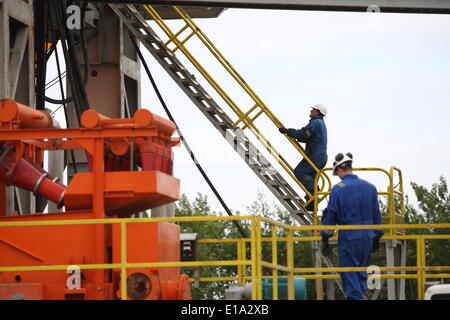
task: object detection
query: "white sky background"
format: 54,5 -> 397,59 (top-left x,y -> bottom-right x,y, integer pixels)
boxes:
47,8 -> 450,216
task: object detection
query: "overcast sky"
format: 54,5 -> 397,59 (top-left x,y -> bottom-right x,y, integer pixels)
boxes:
131,8 -> 450,215
45,7 -> 450,217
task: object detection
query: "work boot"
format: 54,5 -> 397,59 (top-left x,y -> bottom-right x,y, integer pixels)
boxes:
304,196 -> 314,212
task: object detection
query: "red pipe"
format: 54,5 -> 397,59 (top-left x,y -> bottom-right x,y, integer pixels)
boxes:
0,149 -> 66,208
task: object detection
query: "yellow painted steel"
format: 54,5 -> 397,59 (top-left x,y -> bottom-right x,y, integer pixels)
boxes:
0,260 -> 250,273
250,216 -> 258,300
0,215 -> 250,227
121,222 -> 127,300
237,239 -> 244,285
255,216 -> 263,300
271,225 -> 278,300
417,237 -> 426,300
313,167 -> 406,236
1,215 -> 449,300
261,261 -> 291,273
287,228 -> 295,300
140,4 -> 331,202
425,274 -> 450,279
241,239 -> 248,285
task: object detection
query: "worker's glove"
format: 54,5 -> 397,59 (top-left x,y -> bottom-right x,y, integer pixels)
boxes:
279,127 -> 289,134
372,236 -> 381,253
321,236 -> 331,257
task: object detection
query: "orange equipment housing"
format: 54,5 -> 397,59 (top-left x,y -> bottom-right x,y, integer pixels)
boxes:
0,99 -> 190,300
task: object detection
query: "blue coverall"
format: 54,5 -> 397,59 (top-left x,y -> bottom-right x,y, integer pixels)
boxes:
320,174 -> 384,300
286,115 -> 327,196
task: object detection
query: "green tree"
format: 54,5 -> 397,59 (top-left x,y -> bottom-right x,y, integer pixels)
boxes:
175,190 -> 318,300
380,176 -> 450,299
175,193 -> 242,299
405,176 -> 450,297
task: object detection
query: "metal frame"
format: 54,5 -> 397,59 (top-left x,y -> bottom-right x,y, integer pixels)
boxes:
1,215 -> 449,300
93,0 -> 450,14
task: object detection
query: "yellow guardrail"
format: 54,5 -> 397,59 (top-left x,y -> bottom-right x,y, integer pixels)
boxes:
140,4 -> 331,200
1,215 -> 449,300
313,167 -> 405,235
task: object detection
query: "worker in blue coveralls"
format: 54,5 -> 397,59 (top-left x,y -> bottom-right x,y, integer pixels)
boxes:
320,152 -> 384,300
279,104 -> 328,211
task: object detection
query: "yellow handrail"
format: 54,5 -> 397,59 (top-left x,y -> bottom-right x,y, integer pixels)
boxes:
1,215 -> 449,300
140,4 -> 331,202
312,167 -> 406,236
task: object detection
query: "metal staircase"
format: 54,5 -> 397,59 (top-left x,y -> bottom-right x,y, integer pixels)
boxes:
110,4 -> 322,226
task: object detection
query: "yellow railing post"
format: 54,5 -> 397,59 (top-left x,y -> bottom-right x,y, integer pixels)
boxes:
388,168 -> 396,235
271,224 -> 278,300
237,239 -> 245,285
313,175 -> 318,228
250,216 -> 258,300
120,221 -> 127,300
287,228 -> 295,300
397,168 -> 405,221
255,216 -> 263,300
417,236 -> 426,300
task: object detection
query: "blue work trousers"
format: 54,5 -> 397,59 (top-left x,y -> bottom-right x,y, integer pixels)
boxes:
338,237 -> 373,300
294,153 -> 327,195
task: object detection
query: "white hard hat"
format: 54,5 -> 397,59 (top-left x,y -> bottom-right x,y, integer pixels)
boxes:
311,104 -> 327,117
333,152 -> 353,175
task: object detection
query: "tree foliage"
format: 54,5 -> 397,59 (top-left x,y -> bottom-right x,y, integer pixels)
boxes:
406,176 -> 450,296
175,193 -> 237,300
379,176 -> 450,299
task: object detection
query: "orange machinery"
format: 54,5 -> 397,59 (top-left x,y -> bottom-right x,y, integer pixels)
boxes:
0,98 -> 191,300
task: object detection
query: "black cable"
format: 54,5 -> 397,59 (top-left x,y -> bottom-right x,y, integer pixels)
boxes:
54,28 -> 78,174
49,104 -> 64,116
130,36 -> 248,238
64,1 -> 90,112
44,3 -> 74,105
80,2 -> 90,86
52,1 -> 81,115
35,0 -> 47,110
46,72 -> 67,90
45,1 -> 90,107
52,0 -> 86,122
46,39 -> 57,62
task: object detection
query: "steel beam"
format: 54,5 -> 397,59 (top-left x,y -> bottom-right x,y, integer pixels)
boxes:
95,0 -> 450,14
